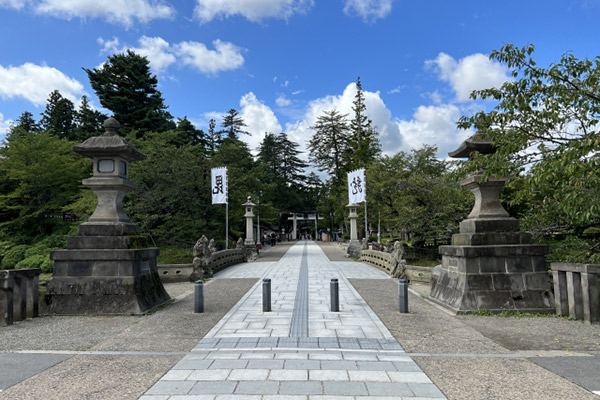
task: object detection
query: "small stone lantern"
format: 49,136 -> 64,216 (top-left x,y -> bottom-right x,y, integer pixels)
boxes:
72,117 -> 144,234
346,203 -> 361,257
243,196 -> 256,246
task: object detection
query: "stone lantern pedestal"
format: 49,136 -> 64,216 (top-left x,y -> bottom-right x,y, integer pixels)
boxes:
46,118 -> 170,315
429,137 -> 554,313
346,203 -> 361,257
243,197 -> 258,260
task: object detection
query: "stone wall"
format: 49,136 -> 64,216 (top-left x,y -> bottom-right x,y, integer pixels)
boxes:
1,268 -> 41,326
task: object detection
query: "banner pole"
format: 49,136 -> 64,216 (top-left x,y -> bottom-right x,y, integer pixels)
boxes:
364,199 -> 368,241
226,202 -> 229,249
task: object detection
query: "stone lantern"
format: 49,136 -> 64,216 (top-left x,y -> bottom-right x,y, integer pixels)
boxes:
46,118 -> 170,315
428,135 -> 553,314
72,117 -> 142,234
242,197 -> 258,260
346,203 -> 361,257
243,196 -> 256,246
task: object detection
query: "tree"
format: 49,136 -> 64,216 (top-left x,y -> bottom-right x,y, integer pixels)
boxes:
0,131 -> 88,239
220,109 -> 249,138
308,110 -> 351,185
368,146 -> 470,245
174,117 -> 207,148
347,77 -> 381,169
457,44 -> 600,243
127,131 -> 211,246
84,50 -> 174,136
9,111 -> 39,135
40,90 -> 75,140
73,95 -> 106,141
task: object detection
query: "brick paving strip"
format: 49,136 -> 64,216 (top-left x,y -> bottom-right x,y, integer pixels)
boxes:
140,241 -> 447,399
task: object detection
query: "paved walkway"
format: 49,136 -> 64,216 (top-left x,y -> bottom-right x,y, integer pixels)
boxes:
142,241 -> 446,399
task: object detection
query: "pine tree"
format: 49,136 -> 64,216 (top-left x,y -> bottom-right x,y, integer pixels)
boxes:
348,77 -> 381,169
9,111 -> 39,135
174,117 -> 207,148
220,109 -> 249,138
40,90 -> 75,140
84,50 -> 174,136
308,109 -> 351,185
73,95 -> 106,141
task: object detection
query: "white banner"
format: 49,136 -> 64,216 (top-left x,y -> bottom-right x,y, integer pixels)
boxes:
211,167 -> 228,204
348,168 -> 366,204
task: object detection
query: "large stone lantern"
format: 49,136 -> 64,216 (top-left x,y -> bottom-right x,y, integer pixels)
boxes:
46,118 -> 170,315
72,117 -> 142,233
429,136 -> 553,313
346,203 -> 361,257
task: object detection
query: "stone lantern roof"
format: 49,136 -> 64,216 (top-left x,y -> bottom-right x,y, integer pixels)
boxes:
72,117 -> 145,161
448,135 -> 495,159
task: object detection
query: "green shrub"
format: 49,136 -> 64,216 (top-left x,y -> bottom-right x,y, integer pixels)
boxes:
15,254 -> 54,273
24,244 -> 51,258
157,246 -> 192,264
1,245 -> 28,270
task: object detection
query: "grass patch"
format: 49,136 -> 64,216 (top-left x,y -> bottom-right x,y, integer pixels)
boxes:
406,259 -> 439,267
157,246 -> 192,264
470,309 -> 577,320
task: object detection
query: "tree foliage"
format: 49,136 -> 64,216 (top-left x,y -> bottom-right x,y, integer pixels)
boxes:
84,50 -> 174,135
220,108 -> 249,138
308,110 -> 351,186
457,44 -> 600,242
368,146 -> 471,245
40,90 -> 75,140
347,77 -> 381,169
0,131 -> 89,240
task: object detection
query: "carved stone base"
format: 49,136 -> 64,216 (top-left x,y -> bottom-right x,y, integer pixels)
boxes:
45,224 -> 170,315
428,244 -> 554,313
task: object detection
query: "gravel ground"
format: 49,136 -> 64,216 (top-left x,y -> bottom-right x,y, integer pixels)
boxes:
350,278 -> 600,400
0,278 -> 257,399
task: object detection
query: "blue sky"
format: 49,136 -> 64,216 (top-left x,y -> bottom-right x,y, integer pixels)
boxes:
0,0 -> 599,160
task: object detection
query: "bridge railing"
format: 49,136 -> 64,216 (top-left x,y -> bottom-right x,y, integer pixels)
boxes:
359,248 -> 434,283
157,248 -> 246,281
1,268 -> 41,326
551,262 -> 599,323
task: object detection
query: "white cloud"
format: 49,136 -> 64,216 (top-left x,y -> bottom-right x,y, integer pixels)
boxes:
387,84 -> 405,94
98,36 -> 244,75
194,0 -> 314,23
343,0 -> 392,22
33,0 -> 175,28
97,36 -> 120,55
175,39 -> 245,74
0,112 -> 13,142
395,104 -> 473,158
275,94 -> 291,107
0,0 -> 28,10
130,36 -> 176,74
239,92 -> 283,152
0,62 -> 84,106
426,52 -> 509,102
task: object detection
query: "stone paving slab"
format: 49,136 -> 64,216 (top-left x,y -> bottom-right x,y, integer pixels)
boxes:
142,241 -> 444,399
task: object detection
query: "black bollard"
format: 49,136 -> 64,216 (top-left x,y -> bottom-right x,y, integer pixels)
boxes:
330,278 -> 340,312
194,280 -> 204,313
262,278 -> 271,312
398,279 -> 408,313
